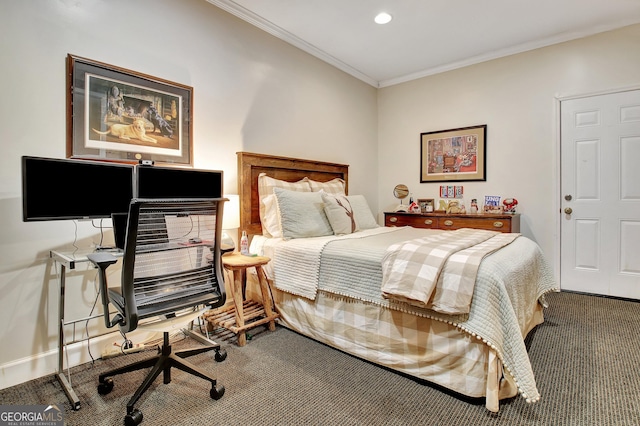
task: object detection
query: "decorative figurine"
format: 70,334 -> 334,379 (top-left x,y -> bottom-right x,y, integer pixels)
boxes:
503,198 -> 518,214
446,200 -> 463,214
470,199 -> 478,213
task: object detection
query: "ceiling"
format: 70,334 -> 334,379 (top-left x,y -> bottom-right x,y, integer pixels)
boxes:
207,0 -> 640,88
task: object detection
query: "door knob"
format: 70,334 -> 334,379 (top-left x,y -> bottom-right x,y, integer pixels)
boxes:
564,207 -> 573,214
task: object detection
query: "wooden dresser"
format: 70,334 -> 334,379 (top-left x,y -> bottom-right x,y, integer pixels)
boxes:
384,212 -> 520,233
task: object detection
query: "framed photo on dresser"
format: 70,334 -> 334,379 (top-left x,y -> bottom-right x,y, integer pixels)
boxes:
417,198 -> 434,213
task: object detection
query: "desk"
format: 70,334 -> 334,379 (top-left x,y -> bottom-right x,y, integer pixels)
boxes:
50,248 -> 123,411
205,253 -> 279,346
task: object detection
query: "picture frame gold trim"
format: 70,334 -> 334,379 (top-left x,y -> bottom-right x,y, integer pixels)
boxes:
66,54 -> 193,165
420,125 -> 486,183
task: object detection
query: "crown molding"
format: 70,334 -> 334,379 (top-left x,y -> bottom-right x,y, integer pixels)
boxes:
375,19 -> 640,87
207,0 -> 379,87
208,1 -> 640,89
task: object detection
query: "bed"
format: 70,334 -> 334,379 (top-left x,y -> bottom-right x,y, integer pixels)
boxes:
235,151 -> 557,412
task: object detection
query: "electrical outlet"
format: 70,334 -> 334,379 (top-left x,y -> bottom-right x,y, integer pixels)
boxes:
101,343 -> 145,359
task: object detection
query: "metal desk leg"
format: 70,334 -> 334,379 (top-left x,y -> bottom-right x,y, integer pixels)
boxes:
57,264 -> 81,411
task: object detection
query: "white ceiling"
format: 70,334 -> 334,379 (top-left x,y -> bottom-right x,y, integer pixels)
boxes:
207,0 -> 640,88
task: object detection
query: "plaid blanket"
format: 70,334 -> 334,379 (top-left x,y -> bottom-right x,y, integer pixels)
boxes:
381,228 -> 520,314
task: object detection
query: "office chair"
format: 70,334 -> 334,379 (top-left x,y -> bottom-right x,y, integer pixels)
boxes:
87,198 -> 227,426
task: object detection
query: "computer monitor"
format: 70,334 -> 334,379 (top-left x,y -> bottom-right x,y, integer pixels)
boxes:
21,156 -> 134,221
135,165 -> 223,199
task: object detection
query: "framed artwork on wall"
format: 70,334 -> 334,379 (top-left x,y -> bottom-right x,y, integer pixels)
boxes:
420,125 -> 487,183
66,54 -> 193,165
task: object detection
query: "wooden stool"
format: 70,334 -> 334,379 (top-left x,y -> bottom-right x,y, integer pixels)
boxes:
207,253 -> 279,346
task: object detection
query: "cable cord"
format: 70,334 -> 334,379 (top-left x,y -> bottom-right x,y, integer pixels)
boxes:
83,269 -> 102,365
119,330 -> 133,352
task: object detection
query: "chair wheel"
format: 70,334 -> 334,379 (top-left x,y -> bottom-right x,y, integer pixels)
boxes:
124,409 -> 143,426
214,348 -> 227,362
210,384 -> 225,400
98,378 -> 114,395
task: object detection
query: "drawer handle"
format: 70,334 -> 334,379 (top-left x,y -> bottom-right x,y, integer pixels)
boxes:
389,217 -> 398,223
424,219 -> 433,225
443,220 -> 453,226
493,221 -> 504,228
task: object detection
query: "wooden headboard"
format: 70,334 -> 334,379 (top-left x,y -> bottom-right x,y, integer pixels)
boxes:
237,152 -> 349,237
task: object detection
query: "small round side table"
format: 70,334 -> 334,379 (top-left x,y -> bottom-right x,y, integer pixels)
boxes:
208,252 -> 279,346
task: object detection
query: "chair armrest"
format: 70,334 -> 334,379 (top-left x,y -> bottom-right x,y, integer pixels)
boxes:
86,252 -> 118,268
87,252 -> 124,328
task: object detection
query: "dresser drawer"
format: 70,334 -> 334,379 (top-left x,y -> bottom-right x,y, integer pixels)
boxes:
437,216 -> 514,232
385,214 -> 438,229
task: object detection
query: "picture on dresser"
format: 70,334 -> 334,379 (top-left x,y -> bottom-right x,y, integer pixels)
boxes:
417,198 -> 434,213
439,185 -> 464,198
420,125 -> 486,183
484,195 -> 504,213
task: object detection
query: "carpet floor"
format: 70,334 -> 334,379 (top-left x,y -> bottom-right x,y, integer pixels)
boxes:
1,291 -> 639,425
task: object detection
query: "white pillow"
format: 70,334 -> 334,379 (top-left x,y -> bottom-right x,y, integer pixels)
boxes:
321,191 -> 358,235
258,173 -> 311,237
261,194 -> 282,239
273,187 -> 333,240
308,177 -> 346,195
347,195 -> 379,230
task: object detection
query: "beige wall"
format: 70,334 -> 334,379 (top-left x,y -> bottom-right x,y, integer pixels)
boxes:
0,0 -> 376,387
2,0 -> 639,388
378,23 -> 640,266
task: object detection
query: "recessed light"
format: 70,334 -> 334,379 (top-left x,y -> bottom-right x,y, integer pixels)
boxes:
374,12 -> 392,24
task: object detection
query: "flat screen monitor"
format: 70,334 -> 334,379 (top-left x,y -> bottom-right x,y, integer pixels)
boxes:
22,156 -> 134,221
135,165 -> 222,199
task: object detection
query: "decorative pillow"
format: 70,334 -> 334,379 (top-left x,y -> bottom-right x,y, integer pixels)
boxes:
308,177 -> 346,195
261,194 -> 282,239
258,173 -> 311,237
347,195 -> 379,230
273,187 -> 333,240
321,191 -> 358,235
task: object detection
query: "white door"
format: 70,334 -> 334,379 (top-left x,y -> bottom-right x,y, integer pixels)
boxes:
560,90 -> 640,299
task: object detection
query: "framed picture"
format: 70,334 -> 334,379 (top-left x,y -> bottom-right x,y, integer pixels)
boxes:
420,125 -> 486,183
66,54 -> 193,165
417,198 -> 434,213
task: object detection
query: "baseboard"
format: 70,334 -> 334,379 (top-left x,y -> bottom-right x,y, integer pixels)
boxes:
559,289 -> 640,304
0,330 -> 156,390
